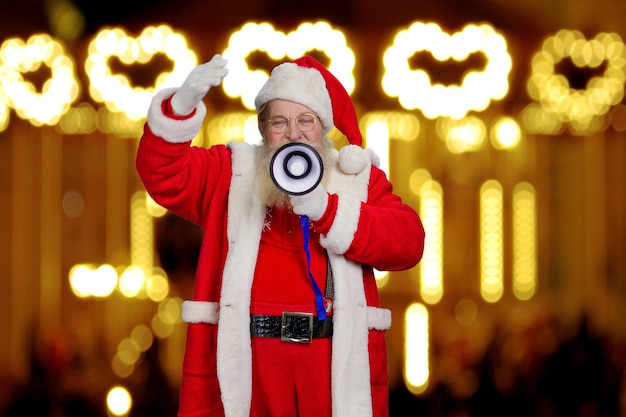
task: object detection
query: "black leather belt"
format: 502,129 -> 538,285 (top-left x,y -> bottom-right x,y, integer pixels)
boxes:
250,312 -> 333,343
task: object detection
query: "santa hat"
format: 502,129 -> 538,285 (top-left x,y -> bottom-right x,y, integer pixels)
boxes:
255,56 -> 363,147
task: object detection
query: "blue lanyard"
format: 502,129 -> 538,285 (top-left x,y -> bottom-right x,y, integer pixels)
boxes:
299,215 -> 327,321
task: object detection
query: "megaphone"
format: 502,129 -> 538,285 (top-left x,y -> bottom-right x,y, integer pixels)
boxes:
270,142 -> 324,196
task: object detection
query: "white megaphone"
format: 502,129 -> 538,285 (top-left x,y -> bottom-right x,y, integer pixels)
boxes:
270,142 -> 324,196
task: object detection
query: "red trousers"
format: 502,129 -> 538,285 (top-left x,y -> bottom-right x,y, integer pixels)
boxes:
250,302 -> 332,417
178,311 -> 389,417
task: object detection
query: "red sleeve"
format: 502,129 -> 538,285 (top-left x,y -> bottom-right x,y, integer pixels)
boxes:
135,124 -> 232,226
344,166 -> 425,271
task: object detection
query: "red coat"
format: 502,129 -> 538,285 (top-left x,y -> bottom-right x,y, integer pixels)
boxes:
136,88 -> 425,417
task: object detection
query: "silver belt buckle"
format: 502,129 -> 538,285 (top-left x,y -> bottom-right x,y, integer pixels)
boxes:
281,312 -> 313,343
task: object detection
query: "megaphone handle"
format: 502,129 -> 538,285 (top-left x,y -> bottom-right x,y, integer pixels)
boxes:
299,215 -> 327,321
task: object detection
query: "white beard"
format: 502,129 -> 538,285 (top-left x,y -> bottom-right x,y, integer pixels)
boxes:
255,139 -> 333,209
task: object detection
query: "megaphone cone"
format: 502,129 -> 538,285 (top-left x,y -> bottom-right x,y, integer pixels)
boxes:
270,142 -> 324,196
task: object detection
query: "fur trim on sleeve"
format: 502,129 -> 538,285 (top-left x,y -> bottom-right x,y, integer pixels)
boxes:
322,145 -> 374,255
147,87 -> 207,143
320,193 -> 361,254
367,307 -> 392,330
181,300 -> 219,324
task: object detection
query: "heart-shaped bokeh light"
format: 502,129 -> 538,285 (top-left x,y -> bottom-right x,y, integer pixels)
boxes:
528,29 -> 626,125
85,25 -> 198,121
221,21 -> 356,110
382,22 -> 512,120
0,34 -> 79,126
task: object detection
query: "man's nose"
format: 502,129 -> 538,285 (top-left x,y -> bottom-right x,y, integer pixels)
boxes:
286,120 -> 301,139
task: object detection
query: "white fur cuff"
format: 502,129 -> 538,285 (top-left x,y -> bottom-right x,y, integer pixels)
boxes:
321,193 -> 361,254
367,307 -> 392,330
147,87 -> 207,144
181,300 -> 220,324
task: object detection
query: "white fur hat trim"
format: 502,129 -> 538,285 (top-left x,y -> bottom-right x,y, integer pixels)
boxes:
254,62 -> 334,133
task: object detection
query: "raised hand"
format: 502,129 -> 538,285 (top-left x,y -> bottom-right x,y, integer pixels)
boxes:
170,54 -> 229,116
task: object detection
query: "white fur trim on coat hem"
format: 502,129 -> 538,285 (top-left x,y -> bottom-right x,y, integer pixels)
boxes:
181,300 -> 219,324
147,87 -> 207,143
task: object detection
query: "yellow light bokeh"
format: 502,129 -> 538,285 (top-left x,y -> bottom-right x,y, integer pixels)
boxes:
480,180 -> 504,303
383,22 -> 511,119
69,264 -> 94,298
404,303 -> 429,394
145,193 -> 167,218
203,111 -> 258,146
520,103 -> 564,135
0,34 -> 79,125
158,298 -> 182,325
146,273 -> 169,302
117,338 -> 140,366
111,354 -> 134,379
107,386 -> 132,416
85,25 -> 197,121
436,116 -> 486,154
69,263 -> 118,298
130,324 -> 154,353
409,169 -> 432,196
118,265 -> 146,298
0,96 -> 9,132
419,180 -> 444,305
491,116 -> 522,150
512,183 -> 537,301
360,111 -> 421,142
222,21 -> 355,110
151,314 -> 175,339
527,30 -> 626,129
56,102 -> 97,134
131,191 -> 153,274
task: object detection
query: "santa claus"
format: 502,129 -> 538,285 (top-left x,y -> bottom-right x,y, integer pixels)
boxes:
136,54 -> 425,417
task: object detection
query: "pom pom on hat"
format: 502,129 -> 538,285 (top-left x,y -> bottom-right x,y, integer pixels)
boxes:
255,56 -> 363,147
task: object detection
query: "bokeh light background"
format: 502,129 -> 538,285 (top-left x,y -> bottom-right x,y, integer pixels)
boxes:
1,0 -> 626,416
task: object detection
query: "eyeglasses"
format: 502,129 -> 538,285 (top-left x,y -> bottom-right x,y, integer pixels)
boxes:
267,113 -> 318,133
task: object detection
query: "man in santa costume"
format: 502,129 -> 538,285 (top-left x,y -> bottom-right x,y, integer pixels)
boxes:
136,54 -> 425,417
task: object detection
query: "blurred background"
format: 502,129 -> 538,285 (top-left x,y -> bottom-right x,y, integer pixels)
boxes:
1,0 -> 626,416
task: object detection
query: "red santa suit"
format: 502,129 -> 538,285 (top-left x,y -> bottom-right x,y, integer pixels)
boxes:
136,57 -> 425,417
